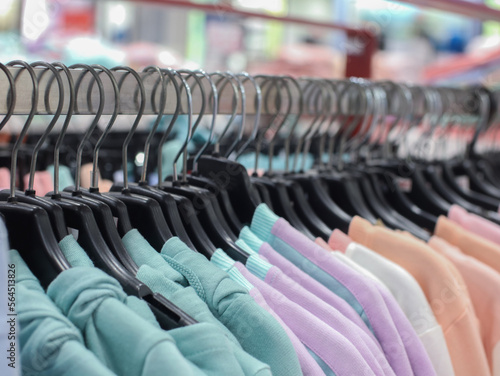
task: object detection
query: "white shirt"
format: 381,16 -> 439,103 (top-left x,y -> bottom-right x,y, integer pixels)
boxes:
343,242 -> 455,376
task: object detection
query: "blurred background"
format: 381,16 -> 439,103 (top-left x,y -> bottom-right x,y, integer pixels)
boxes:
1,0 -> 500,86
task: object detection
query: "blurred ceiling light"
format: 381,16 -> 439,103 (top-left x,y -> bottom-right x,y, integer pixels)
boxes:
22,0 -> 50,41
67,37 -> 126,63
354,0 -> 414,11
236,0 -> 284,13
0,0 -> 16,16
109,3 -> 127,26
159,50 -> 177,66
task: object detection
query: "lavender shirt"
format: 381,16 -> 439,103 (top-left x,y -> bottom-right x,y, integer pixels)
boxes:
251,207 -> 414,376
235,263 -> 378,376
240,229 -> 376,341
248,287 -> 326,376
260,264 -> 395,376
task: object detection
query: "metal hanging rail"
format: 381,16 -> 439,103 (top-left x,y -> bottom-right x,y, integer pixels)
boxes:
126,0 -> 371,36
393,0 -> 500,22
0,66 -> 264,115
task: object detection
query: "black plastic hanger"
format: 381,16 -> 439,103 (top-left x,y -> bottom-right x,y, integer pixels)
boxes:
55,64 -> 139,273
185,72 -> 260,235
0,61 -> 71,288
49,64 -> 196,328
346,83 -> 430,238
283,79 -> 351,232
0,62 -> 69,242
73,65 -> 143,237
110,67 -> 216,255
268,76 -> 331,239
314,80 -> 377,223
365,82 -> 438,231
157,70 -> 248,262
195,74 -> 261,226
107,66 -> 175,251
163,69 -> 239,241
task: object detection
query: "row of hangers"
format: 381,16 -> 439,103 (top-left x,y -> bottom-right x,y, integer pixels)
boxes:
0,60 -> 499,332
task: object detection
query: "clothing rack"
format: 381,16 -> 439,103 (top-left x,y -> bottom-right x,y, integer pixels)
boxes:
0,65 -> 489,119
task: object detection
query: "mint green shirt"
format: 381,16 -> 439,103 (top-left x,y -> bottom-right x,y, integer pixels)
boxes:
58,234 -> 159,327
11,250 -> 116,376
123,229 -> 272,376
46,262 -> 205,376
160,236 -> 303,376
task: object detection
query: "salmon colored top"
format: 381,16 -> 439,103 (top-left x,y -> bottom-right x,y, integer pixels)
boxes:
429,236 -> 500,376
435,215 -> 500,275
348,216 -> 490,376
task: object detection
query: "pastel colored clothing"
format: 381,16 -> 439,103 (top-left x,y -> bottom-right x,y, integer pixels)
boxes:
429,236 -> 500,376
242,251 -> 394,376
349,216 -> 490,376
212,250 -> 324,376
448,205 -> 500,246
332,251 -> 437,376
137,265 -> 272,376
342,241 -> 455,376
12,250 -> 115,376
315,237 -> 333,251
122,229 -> 273,376
23,170 -> 52,196
168,322 -> 260,376
58,234 -> 159,327
329,229 -> 352,252
0,167 -> 10,190
0,220 -> 18,376
46,265 -> 205,376
435,215 -> 500,274
248,286 -> 326,376
239,226 -> 376,340
250,204 -> 413,376
235,262 -> 378,376
160,236 -> 303,376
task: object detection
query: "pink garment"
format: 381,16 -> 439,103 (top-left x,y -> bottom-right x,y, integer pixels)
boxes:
315,237 -> 333,251
329,229 -> 352,252
449,204 -> 500,246
248,287 -> 326,376
0,168 -> 10,190
23,171 -> 53,196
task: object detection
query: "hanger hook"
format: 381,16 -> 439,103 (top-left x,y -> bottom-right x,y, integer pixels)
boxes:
466,87 -> 492,160
155,68 -> 188,184
68,64 -> 105,191
292,78 -> 324,172
173,69 -> 206,183
50,63 -> 75,196
6,60 -> 39,199
267,76 -> 296,175
207,72 -> 239,156
192,71 -> 218,173
84,65 -> 121,190
249,75 -> 280,174
299,79 -> 332,172
110,66 -> 146,190
234,72 -> 262,160
336,80 -> 369,171
27,61 -> 65,195
0,63 -> 16,133
139,66 -> 172,184
250,75 -> 288,175
222,72 -> 246,160
317,79 -> 342,170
